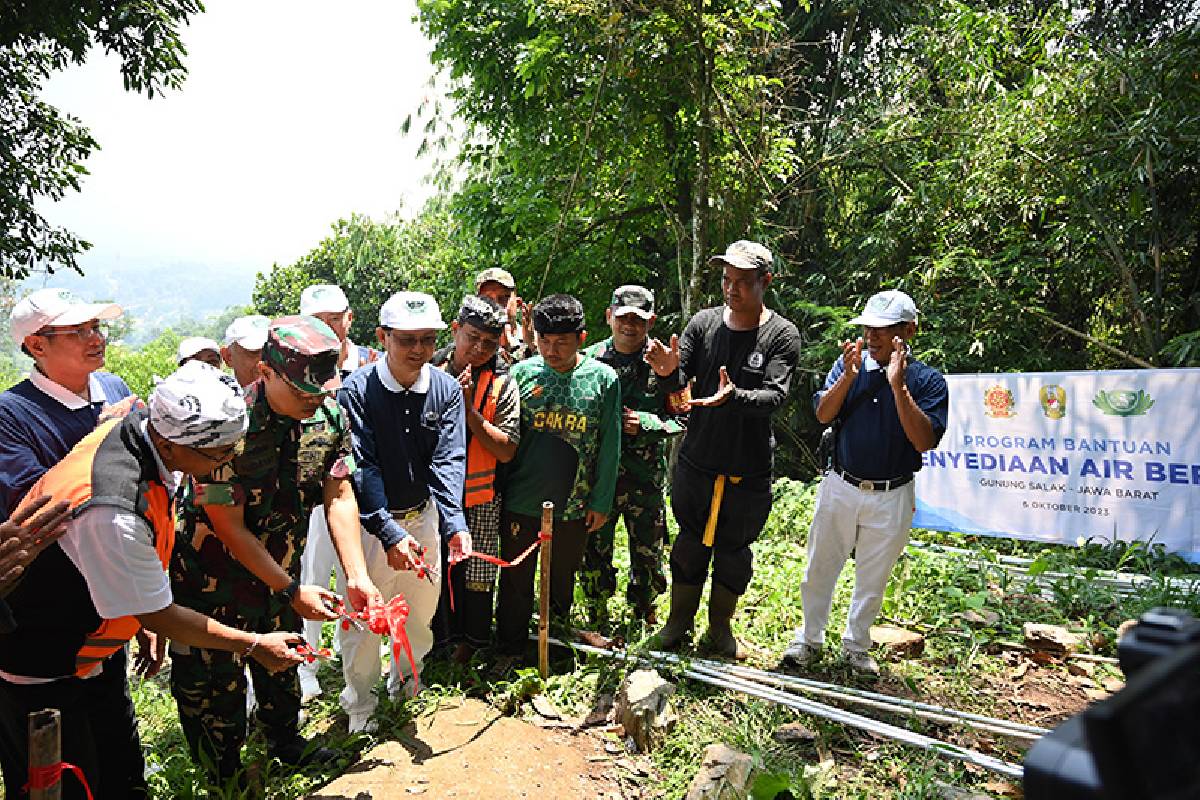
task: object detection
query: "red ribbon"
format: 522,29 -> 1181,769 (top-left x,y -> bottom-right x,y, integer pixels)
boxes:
445,533 -> 550,612
343,596 -> 420,693
23,762 -> 95,800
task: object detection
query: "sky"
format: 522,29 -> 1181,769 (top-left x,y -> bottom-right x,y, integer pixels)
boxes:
37,1 -> 442,281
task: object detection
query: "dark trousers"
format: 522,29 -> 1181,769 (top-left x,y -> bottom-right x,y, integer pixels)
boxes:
169,604 -> 302,783
448,565 -> 494,648
495,511 -> 589,654
0,648 -> 147,800
669,459 -> 773,595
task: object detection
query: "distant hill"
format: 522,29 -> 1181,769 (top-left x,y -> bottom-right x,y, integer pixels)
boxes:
22,260 -> 261,344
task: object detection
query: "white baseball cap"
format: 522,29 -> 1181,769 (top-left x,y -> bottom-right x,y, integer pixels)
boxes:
176,336 -> 221,365
299,284 -> 350,316
223,315 -> 270,350
848,290 -> 919,327
10,288 -> 123,345
379,292 -> 446,331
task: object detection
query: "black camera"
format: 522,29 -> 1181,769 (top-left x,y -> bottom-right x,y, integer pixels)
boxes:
1024,607 -> 1200,799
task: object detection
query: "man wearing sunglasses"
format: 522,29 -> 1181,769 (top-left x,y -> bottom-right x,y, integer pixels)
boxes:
337,292 -> 470,733
169,316 -> 380,788
0,288 -> 138,521
782,289 -> 948,675
0,362 -> 307,800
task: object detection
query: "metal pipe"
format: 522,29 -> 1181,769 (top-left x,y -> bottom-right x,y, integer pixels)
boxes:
693,661 -> 1047,739
554,638 -> 1025,780
673,651 -> 1048,736
685,662 -> 1041,741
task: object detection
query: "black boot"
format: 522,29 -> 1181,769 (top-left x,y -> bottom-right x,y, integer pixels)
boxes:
651,583 -> 702,650
704,582 -> 747,660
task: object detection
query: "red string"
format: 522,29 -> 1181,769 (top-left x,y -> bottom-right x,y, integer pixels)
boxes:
445,533 -> 550,612
23,762 -> 95,800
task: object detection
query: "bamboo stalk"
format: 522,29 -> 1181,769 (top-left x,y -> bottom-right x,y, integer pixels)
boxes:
28,708 -> 62,800
538,501 -> 554,679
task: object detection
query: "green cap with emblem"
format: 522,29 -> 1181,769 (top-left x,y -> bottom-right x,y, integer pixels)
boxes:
609,285 -> 654,320
263,315 -> 342,394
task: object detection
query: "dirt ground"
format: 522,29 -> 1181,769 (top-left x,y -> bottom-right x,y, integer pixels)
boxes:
308,697 -> 627,799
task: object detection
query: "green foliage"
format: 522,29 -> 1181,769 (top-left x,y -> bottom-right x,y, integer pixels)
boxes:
0,1 -> 203,278
416,0 -> 795,328
104,331 -> 185,399
253,203 -> 480,345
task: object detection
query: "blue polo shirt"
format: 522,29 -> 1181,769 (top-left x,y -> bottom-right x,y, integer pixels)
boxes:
815,354 -> 948,481
0,371 -> 131,521
338,361 -> 468,548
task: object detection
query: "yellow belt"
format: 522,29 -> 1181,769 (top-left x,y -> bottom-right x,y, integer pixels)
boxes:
702,475 -> 742,547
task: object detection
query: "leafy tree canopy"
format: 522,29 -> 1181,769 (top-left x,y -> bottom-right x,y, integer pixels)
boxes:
0,0 -> 203,279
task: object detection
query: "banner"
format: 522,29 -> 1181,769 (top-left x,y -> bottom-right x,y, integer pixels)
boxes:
912,369 -> 1200,558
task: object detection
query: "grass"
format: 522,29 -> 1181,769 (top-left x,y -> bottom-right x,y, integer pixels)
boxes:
25,476 -> 1197,799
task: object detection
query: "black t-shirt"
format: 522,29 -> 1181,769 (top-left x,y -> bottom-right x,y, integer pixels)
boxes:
669,307 -> 801,478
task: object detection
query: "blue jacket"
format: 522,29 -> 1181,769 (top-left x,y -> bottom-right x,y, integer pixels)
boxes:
338,362 -> 467,548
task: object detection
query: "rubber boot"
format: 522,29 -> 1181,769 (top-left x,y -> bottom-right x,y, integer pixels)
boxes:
652,583 -> 702,650
704,582 -> 748,660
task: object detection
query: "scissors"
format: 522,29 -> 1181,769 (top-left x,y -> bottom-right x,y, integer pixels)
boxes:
324,596 -> 366,631
409,542 -> 439,586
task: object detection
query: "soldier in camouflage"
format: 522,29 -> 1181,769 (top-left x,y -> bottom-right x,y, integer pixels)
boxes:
580,286 -> 684,626
169,316 -> 381,789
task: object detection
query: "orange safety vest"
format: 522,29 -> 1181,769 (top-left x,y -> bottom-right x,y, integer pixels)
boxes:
12,417 -> 175,677
464,369 -> 507,508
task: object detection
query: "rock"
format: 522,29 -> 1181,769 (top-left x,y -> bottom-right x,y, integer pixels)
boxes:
1116,619 -> 1139,642
772,722 -> 817,744
1067,660 -> 1095,678
578,693 -> 615,729
869,625 -> 925,657
1024,623 -> 1084,654
532,694 -> 561,720
958,610 -> 1000,627
684,743 -> 755,800
934,781 -> 995,799
615,670 -> 677,753
1101,676 -> 1125,693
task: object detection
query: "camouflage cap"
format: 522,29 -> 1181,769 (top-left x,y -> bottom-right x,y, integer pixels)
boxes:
709,240 -> 774,272
457,294 -> 508,334
610,285 -> 654,320
474,267 -> 516,291
262,315 -> 342,395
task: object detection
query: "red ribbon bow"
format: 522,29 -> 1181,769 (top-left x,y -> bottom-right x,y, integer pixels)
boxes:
344,595 -> 419,693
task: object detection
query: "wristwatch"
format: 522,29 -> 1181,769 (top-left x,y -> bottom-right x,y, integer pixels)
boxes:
276,577 -> 300,605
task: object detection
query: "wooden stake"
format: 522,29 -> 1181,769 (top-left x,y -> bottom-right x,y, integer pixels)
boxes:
28,708 -> 62,800
538,500 -> 554,679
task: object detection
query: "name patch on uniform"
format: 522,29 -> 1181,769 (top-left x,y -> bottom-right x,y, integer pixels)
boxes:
532,409 -> 588,434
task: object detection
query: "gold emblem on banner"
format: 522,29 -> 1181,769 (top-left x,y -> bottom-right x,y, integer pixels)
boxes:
1039,385 -> 1067,420
983,385 -> 1016,418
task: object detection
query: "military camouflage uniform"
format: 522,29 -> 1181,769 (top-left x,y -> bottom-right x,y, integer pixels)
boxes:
579,337 -> 684,619
169,319 -> 352,784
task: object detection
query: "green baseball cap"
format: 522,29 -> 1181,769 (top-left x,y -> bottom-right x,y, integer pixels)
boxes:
263,315 -> 342,395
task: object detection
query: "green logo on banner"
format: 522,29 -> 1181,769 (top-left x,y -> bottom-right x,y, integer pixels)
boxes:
1093,389 -> 1154,417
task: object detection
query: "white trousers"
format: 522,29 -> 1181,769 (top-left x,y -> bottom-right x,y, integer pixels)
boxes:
299,506 -> 339,683
337,503 -> 441,718
800,471 -> 915,652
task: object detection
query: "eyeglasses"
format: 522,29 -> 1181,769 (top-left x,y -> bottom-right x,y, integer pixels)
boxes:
188,442 -> 241,465
461,329 -> 500,355
34,322 -> 110,341
387,333 -> 439,350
